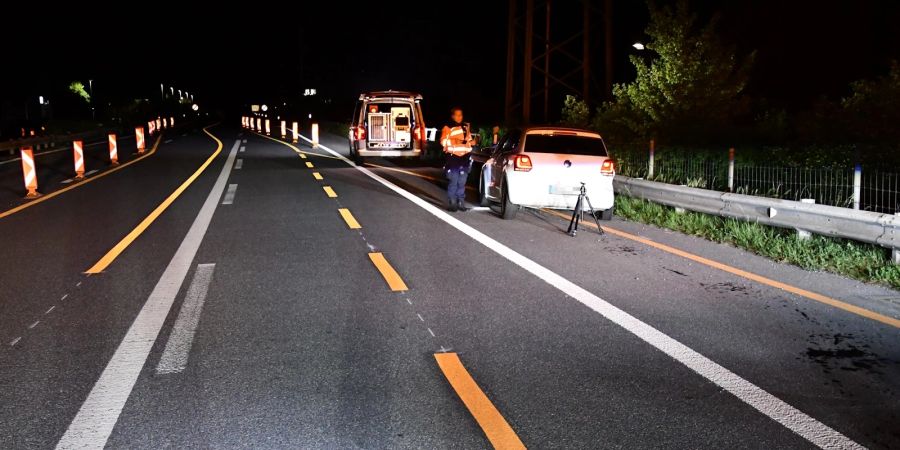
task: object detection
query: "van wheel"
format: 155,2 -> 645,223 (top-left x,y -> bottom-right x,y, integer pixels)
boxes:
478,177 -> 491,207
500,180 -> 517,220
352,151 -> 364,166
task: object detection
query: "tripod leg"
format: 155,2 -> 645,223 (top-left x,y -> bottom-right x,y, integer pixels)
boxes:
584,195 -> 605,235
567,194 -> 583,236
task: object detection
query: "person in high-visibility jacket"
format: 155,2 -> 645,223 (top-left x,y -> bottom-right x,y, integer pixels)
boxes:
441,107 -> 475,212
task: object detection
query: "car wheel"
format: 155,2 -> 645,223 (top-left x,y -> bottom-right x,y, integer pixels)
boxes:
599,206 -> 614,221
478,176 -> 491,207
500,179 -> 517,220
352,150 -> 364,166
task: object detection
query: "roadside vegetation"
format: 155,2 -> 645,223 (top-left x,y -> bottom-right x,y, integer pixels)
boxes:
613,195 -> 900,290
561,0 -> 900,168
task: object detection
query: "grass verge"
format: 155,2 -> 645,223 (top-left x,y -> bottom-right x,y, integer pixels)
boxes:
614,196 -> 900,290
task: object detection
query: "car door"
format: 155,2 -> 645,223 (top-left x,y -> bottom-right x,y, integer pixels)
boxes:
489,130 -> 521,198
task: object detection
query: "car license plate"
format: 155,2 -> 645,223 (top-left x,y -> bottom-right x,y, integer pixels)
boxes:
549,184 -> 580,195
370,142 -> 408,149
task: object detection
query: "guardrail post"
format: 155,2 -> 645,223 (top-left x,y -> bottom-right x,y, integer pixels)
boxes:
648,139 -> 655,178
796,199 -> 815,239
893,213 -> 900,265
728,147 -> 735,192
852,164 -> 862,210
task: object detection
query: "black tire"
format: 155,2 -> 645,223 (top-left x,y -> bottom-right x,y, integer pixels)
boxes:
500,179 -> 517,220
599,206 -> 614,221
352,150 -> 364,166
478,176 -> 491,207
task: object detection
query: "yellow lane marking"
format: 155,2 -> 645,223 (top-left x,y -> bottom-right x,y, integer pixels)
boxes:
338,208 -> 361,229
312,172 -> 323,181
542,209 -> 900,329
434,353 -> 526,450
361,161 -> 900,329
323,186 -> 337,198
367,252 -> 408,291
0,134 -> 163,220
251,131 -> 341,159
365,163 -> 476,192
306,161 -> 314,168
85,125 -> 224,274
300,153 -> 307,159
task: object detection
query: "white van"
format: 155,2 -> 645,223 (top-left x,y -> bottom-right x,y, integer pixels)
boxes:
348,91 -> 426,164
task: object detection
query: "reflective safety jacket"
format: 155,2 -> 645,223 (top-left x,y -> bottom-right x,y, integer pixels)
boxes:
441,122 -> 472,157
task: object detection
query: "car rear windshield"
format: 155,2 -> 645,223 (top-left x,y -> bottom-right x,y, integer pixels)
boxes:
524,134 -> 607,156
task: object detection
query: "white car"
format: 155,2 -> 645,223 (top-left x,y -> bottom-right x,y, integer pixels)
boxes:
478,127 -> 615,220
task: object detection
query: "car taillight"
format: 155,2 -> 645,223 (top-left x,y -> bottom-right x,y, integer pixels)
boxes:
513,155 -> 533,172
601,160 -> 615,175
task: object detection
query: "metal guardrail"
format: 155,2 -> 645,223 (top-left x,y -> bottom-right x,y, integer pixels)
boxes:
613,176 -> 900,259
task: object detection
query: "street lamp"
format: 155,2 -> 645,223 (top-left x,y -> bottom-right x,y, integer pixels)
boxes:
261,104 -> 268,112
632,42 -> 646,50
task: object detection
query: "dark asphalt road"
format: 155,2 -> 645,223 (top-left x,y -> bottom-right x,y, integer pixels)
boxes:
0,124 -> 897,449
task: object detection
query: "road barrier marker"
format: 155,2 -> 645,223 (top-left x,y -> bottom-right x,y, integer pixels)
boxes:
73,140 -> 85,180
156,263 -> 216,375
58,131 -> 237,448
284,134 -> 863,449
265,119 -> 271,135
170,117 -> 175,127
312,172 -> 323,180
435,353 -> 525,450
108,133 -> 119,166
292,121 -> 298,143
338,208 -> 361,229
306,161 -> 314,168
280,120 -> 286,139
85,126 -> 225,274
312,123 -> 319,148
367,252 -> 408,291
20,147 -> 41,198
135,127 -> 146,154
322,186 -> 337,198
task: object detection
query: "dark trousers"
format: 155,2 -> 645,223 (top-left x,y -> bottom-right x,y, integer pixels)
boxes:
446,167 -> 468,202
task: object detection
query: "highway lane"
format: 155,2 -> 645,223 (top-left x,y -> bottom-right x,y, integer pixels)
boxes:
100,131 -> 811,448
0,125 -> 897,448
0,125 -> 231,448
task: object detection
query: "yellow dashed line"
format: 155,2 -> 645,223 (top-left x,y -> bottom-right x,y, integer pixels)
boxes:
300,153 -> 307,159
367,252 -> 408,291
338,208 -> 361,229
435,353 -> 525,450
312,172 -> 323,180
363,161 -> 899,329
306,161 -> 314,168
323,186 -> 337,198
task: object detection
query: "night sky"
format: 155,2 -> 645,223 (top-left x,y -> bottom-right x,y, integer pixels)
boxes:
5,1 -> 900,125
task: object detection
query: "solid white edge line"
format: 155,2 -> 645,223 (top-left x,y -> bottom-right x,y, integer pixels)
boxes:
156,263 -> 216,375
297,134 -> 862,450
55,139 -> 239,450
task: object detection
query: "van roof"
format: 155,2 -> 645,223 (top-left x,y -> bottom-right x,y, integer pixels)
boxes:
359,90 -> 423,101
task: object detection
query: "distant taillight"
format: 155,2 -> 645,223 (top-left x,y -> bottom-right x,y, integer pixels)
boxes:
601,159 -> 615,176
353,126 -> 366,141
514,155 -> 533,172
413,125 -> 425,143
